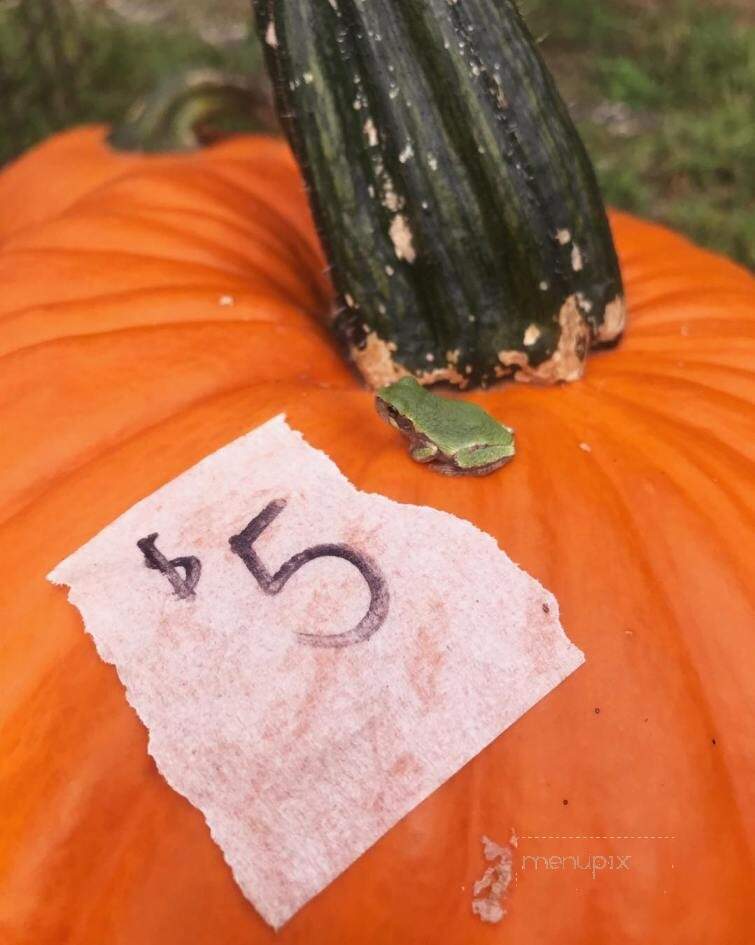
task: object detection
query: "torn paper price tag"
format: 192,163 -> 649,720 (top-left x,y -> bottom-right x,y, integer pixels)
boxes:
49,415 -> 584,928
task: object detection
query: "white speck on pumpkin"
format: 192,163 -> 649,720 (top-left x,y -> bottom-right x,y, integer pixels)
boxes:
471,835 -> 513,924
218,294 -> 235,307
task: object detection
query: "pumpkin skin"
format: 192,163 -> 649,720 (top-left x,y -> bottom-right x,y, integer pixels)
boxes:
0,126 -> 146,243
0,130 -> 753,944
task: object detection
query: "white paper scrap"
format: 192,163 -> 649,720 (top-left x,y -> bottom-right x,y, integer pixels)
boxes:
48,415 -> 584,928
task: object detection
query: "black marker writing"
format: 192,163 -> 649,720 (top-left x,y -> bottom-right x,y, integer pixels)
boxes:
229,499 -> 389,648
137,533 -> 201,599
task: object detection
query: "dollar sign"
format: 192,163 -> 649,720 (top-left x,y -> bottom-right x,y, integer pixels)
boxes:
137,533 -> 201,599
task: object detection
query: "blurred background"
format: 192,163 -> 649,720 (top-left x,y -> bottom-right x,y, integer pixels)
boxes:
0,0 -> 752,266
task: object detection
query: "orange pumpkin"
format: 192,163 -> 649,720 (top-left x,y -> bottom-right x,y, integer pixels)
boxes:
0,128 -> 753,944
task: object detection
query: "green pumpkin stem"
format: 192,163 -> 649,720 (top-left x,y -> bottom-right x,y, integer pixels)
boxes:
109,68 -> 276,153
256,0 -> 625,389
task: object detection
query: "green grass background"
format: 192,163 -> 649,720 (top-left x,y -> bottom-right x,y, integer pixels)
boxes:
0,0 -> 752,266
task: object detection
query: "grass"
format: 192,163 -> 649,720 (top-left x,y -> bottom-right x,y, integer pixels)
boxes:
0,1 -> 261,162
0,0 -> 752,266
526,0 -> 755,266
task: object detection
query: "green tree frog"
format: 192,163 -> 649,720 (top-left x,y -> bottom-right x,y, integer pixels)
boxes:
375,377 -> 515,476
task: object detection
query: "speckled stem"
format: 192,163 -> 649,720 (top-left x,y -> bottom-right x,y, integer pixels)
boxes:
256,0 -> 625,389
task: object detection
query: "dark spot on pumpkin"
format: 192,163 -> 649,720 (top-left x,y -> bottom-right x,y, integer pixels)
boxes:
711,738 -> 717,746
562,799 -> 569,806
542,602 -> 550,614
594,707 -> 600,715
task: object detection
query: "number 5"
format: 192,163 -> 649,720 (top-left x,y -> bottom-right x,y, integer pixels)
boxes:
229,499 -> 389,648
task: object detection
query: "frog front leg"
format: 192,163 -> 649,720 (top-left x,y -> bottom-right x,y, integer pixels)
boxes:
410,442 -> 439,463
